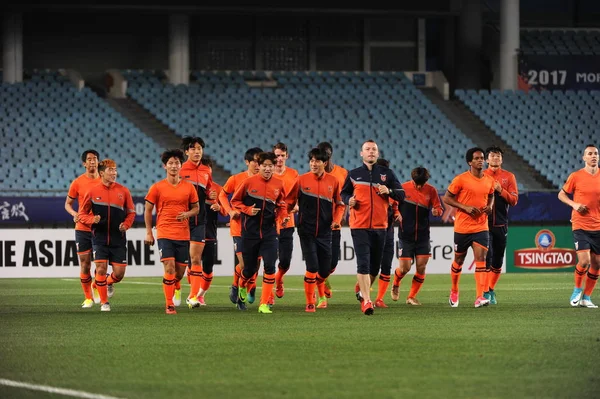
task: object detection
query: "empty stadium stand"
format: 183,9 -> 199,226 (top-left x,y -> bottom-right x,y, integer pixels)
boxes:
520,29 -> 600,55
455,89 -> 600,188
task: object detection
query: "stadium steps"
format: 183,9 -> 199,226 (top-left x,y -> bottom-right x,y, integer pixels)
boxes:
105,97 -> 230,186
420,88 -> 553,190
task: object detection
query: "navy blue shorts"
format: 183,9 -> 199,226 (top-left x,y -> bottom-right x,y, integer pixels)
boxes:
454,231 -> 489,254
397,238 -> 431,260
573,229 -> 600,255
351,229 -> 386,275
157,239 -> 189,266
233,236 -> 243,254
299,234 -> 332,277
92,244 -> 127,267
242,236 -> 278,277
190,224 -> 206,244
75,230 -> 93,255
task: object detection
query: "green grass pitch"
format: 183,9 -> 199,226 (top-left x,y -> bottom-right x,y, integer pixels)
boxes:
0,273 -> 598,399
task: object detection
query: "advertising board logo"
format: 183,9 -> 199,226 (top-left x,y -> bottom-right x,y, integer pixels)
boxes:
513,229 -> 576,269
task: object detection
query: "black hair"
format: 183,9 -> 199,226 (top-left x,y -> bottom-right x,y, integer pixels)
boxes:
257,151 -> 277,165
181,136 -> 205,150
81,149 -> 99,163
244,147 -> 263,162
465,147 -> 485,164
485,146 -> 503,158
376,158 -> 390,168
308,147 -> 330,162
317,142 -> 333,156
161,149 -> 185,165
411,167 -> 431,186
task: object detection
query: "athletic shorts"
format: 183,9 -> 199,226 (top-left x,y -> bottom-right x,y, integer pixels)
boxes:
75,230 -> 93,255
92,244 -> 127,267
157,239 -> 189,266
190,224 -> 206,244
573,229 -> 600,255
397,238 -> 431,260
454,231 -> 489,254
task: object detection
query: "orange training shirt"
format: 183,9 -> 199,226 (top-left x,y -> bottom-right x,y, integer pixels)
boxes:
562,169 -> 600,231
145,179 -> 199,240
447,171 -> 495,234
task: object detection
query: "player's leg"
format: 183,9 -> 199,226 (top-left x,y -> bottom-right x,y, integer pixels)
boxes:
258,237 -> 278,313
76,231 -> 95,306
484,226 -> 506,304
406,239 -> 432,305
392,239 -> 413,301
571,229 -> 592,306
376,225 -> 395,307
351,229 -> 371,310
580,232 -> 600,308
229,237 -> 244,304
275,227 -> 294,298
315,235 -> 333,309
449,232 -> 470,307
158,239 -> 178,314
323,229 -> 341,298
299,234 -> 318,312
472,232 -> 490,308
188,225 -> 206,303
197,239 -> 216,305
366,229 -> 386,311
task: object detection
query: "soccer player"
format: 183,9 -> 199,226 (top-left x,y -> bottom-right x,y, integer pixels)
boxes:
179,136 -> 215,307
272,142 -> 299,299
144,149 -> 199,314
483,146 -> 518,304
218,147 -> 263,310
391,167 -> 443,305
373,158 -> 402,309
78,159 -> 135,312
287,148 -> 345,312
558,144 -> 600,308
443,147 -> 495,308
341,140 -> 404,315
195,157 -> 227,304
317,141 -> 348,298
231,152 -> 287,314
65,149 -> 101,308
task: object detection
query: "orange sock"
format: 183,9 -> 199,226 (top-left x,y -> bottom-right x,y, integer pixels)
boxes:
450,261 -> 462,292
275,267 -> 288,287
80,273 -> 93,300
174,278 -> 181,291
376,274 -> 390,301
487,267 -> 501,291
106,272 -> 122,286
186,266 -> 191,285
584,271 -> 599,296
95,272 -> 108,304
232,264 -> 242,287
162,273 -> 176,307
316,274 -> 326,298
248,272 -> 258,293
188,264 -> 203,298
474,261 -> 486,298
574,263 -> 588,289
201,272 -> 214,292
393,267 -> 407,287
408,273 -> 425,298
304,272 -> 317,304
260,273 -> 275,305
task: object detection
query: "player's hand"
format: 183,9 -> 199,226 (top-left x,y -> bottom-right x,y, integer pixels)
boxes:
92,215 -> 101,224
176,212 -> 189,221
144,233 -> 155,246
249,204 -> 260,216
291,204 -> 299,214
331,222 -> 341,229
573,203 -> 589,214
348,196 -> 357,208
481,206 -> 492,214
376,184 -> 390,195
229,210 -> 240,220
432,208 -> 442,217
210,203 -> 221,212
494,181 -> 502,193
209,190 -> 217,200
282,217 -> 290,227
394,213 -> 402,222
72,214 -> 79,223
119,223 -> 128,232
463,205 -> 481,216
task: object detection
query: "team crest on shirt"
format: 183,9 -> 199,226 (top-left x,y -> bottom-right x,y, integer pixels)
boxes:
502,178 -> 508,185
328,186 -> 332,192
380,174 -> 387,182
273,189 -> 280,196
118,193 -> 124,201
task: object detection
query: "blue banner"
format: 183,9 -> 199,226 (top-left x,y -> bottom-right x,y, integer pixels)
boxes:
0,192 -> 572,225
518,54 -> 600,90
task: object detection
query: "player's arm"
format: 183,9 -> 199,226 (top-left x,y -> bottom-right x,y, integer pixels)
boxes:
430,187 -> 444,217
558,188 -> 588,214
500,174 -> 519,206
185,202 -> 200,218
443,190 -> 481,216
218,178 -> 238,219
340,175 -> 356,207
77,191 -> 100,226
120,190 -> 136,232
144,200 -> 155,245
482,193 -> 494,214
332,182 -> 345,228
386,169 -> 405,202
231,181 -> 258,215
65,196 -> 80,223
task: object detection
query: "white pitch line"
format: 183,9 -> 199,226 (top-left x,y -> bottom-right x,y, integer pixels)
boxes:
0,378 -> 125,399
